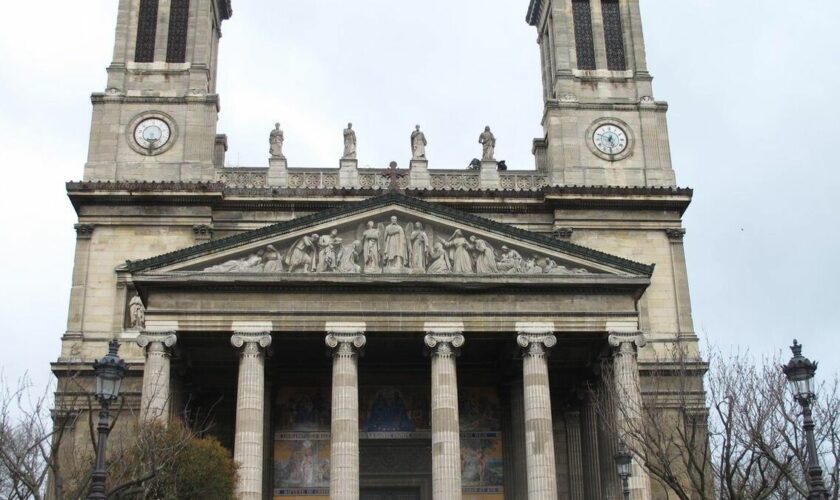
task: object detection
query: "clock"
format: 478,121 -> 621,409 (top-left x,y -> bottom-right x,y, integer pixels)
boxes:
593,124 -> 628,156
133,118 -> 172,151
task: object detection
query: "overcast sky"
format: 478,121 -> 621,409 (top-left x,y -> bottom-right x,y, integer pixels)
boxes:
1,0 -> 839,394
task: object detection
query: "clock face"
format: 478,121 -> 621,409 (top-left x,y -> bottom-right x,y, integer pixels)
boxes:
593,124 -> 628,156
133,118 -> 171,151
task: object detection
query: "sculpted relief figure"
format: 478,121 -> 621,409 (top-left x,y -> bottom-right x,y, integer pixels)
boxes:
470,236 -> 498,274
343,122 -> 357,159
408,222 -> 430,272
317,229 -> 342,272
427,241 -> 451,274
444,229 -> 474,273
270,122 -> 285,158
411,125 -> 427,159
361,221 -> 382,274
263,245 -> 284,272
498,246 -> 523,274
337,240 -> 362,273
205,249 -> 265,272
128,295 -> 145,329
285,234 -> 319,273
383,216 -> 409,272
478,126 -> 496,161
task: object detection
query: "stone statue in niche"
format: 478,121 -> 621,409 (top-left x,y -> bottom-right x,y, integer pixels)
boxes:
411,125 -> 427,159
498,245 -> 523,274
470,236 -> 498,274
408,222 -> 430,272
361,221 -> 382,274
343,123 -> 357,159
427,240 -> 451,274
205,249 -> 265,272
270,122 -> 285,158
317,229 -> 342,272
383,216 -> 409,272
443,229 -> 474,273
285,234 -> 319,273
337,240 -> 362,273
128,295 -> 145,329
478,126 -> 496,161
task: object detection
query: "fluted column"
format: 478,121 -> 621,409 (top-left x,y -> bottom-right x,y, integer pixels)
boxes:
136,332 -> 177,423
424,323 -> 466,500
609,331 -> 653,500
581,390 -> 603,500
516,323 -> 558,500
325,323 -> 366,500
231,330 -> 272,500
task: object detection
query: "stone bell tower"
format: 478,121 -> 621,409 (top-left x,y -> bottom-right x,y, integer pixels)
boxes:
84,0 -> 232,182
527,0 -> 677,187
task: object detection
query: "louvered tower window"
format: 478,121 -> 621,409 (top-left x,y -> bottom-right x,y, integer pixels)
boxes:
166,0 -> 190,63
572,0 -> 596,70
134,0 -> 159,62
602,0 -> 627,70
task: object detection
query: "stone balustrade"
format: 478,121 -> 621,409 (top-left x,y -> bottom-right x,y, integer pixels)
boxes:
218,163 -> 551,191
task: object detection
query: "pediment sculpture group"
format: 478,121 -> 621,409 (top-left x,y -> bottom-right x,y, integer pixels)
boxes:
204,217 -> 593,276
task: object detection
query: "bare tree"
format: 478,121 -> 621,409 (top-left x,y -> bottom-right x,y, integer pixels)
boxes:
595,342 -> 840,499
0,371 -> 232,500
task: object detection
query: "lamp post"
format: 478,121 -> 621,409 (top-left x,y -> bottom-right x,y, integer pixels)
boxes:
782,340 -> 828,500
88,339 -> 127,500
615,441 -> 633,500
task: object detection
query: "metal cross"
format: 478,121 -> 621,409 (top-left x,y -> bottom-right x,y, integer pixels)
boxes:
381,161 -> 406,192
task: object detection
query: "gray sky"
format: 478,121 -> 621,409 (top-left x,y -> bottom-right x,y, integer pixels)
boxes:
1,0 -> 839,394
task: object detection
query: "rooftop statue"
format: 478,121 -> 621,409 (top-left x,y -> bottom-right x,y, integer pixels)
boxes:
343,122 -> 357,159
269,122 -> 285,158
478,126 -> 496,161
411,125 -> 427,160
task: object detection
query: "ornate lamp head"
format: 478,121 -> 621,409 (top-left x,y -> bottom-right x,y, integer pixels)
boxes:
93,339 -> 128,402
615,441 -> 633,479
782,339 -> 818,400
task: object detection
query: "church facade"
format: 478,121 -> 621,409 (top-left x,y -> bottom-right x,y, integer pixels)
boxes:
55,1 -> 702,499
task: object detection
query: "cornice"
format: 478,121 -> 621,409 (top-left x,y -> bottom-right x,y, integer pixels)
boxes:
66,181 -> 692,216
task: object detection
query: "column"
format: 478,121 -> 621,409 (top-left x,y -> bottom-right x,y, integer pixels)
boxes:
608,331 -> 653,500
325,323 -> 366,500
516,322 -> 558,500
424,323 -> 465,500
136,331 -> 177,423
231,329 -> 272,500
580,392 -> 603,500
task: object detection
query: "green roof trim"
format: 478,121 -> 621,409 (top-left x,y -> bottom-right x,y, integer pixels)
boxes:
125,192 -> 655,276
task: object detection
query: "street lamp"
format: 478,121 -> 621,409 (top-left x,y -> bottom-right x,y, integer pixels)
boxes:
88,339 -> 127,500
615,441 -> 633,500
782,340 -> 828,500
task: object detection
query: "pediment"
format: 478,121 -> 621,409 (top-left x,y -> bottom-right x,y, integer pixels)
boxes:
126,193 -> 653,282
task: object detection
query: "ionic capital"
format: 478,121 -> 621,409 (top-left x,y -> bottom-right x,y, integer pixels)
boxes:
325,333 -> 366,357
137,332 -> 177,354
424,333 -> 465,358
231,331 -> 272,357
516,322 -> 557,358
608,331 -> 647,356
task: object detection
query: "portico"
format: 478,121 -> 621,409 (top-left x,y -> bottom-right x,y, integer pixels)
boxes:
125,193 -> 654,500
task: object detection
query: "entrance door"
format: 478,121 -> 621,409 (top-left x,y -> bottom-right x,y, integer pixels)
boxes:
360,487 -> 421,500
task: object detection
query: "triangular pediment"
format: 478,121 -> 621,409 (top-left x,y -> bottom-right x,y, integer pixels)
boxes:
126,193 -> 653,281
